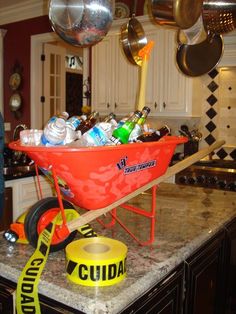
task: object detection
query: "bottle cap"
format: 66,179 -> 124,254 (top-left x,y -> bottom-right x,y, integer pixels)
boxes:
142,106 -> 151,114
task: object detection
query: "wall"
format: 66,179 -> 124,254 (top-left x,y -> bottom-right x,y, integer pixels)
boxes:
1,16 -> 52,141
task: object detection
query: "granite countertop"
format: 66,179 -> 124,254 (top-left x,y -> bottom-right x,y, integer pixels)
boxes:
0,183 -> 236,313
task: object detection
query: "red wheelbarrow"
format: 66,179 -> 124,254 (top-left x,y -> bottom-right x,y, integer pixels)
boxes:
8,137 -> 224,252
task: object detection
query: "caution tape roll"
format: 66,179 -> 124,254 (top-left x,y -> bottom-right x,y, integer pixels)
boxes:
66,237 -> 128,287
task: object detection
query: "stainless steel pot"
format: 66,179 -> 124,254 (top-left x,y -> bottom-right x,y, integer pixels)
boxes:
176,32 -> 224,77
202,0 -> 236,34
150,0 -> 203,29
48,0 -> 113,47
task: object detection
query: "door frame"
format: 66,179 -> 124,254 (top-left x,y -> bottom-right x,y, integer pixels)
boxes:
30,32 -> 89,129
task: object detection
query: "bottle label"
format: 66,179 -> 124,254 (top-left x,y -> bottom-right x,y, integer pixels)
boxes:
41,134 -> 63,146
68,117 -> 82,129
110,136 -> 122,145
88,126 -> 108,146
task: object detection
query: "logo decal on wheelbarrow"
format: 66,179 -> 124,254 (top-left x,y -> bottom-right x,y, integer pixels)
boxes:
117,157 -> 157,175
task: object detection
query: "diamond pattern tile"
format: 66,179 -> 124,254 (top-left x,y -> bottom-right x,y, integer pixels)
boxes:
205,121 -> 217,132
207,81 -> 219,93
206,108 -> 217,119
208,69 -> 219,79
216,148 -> 228,160
207,94 -> 218,106
230,149 -> 236,161
205,134 -> 216,145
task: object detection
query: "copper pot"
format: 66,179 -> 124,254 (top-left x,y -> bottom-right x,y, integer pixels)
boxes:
202,0 -> 236,34
150,0 -> 203,29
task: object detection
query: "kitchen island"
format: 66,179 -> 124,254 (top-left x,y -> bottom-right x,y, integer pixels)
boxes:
0,183 -> 236,313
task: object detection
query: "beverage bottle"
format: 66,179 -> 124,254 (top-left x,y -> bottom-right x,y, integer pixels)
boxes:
136,125 -> 171,142
110,110 -> 142,145
41,117 -> 67,146
64,115 -> 87,144
129,106 -> 151,142
117,112 -> 134,128
49,111 -> 69,122
76,111 -> 99,135
79,113 -> 117,147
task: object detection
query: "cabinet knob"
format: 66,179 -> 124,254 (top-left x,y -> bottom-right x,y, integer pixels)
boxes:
114,102 -> 117,109
106,103 -> 110,108
163,102 -> 166,109
154,102 -> 158,109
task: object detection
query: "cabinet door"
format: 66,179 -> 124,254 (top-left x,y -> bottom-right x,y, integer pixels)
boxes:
184,230 -> 227,314
225,217 -> 236,314
121,264 -> 184,314
161,30 -> 192,115
144,26 -> 194,117
145,27 -> 163,115
92,32 -> 138,116
0,277 -> 15,314
113,34 -> 138,115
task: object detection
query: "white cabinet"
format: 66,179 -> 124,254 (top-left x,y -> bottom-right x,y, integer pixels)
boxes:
91,17 -> 201,118
143,24 -> 200,117
5,176 -> 54,221
91,29 -> 139,116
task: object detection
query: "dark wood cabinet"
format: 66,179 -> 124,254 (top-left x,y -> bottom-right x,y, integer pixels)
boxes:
225,217 -> 236,314
184,230 -> 227,314
0,278 -> 15,314
0,276 -> 84,314
121,264 -> 184,314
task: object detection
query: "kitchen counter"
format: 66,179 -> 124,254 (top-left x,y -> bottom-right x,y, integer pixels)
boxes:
0,183 -> 236,313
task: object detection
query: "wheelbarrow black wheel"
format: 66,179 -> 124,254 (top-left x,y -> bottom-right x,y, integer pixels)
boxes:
24,197 -> 77,252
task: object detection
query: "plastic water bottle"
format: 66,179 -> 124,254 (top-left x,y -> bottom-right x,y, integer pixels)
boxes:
64,115 -> 87,144
41,117 -> 67,146
79,113 -> 117,147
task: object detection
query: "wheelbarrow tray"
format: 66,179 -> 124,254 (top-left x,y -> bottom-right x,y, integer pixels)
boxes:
9,136 -> 187,210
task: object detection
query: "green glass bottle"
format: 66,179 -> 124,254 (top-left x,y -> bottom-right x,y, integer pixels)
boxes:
110,111 -> 142,145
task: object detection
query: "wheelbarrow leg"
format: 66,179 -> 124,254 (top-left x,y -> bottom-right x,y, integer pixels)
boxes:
51,166 -> 67,226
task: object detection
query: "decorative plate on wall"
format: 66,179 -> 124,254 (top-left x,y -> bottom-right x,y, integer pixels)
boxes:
115,2 -> 130,19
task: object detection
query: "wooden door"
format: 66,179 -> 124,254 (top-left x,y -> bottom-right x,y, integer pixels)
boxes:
43,43 -> 66,125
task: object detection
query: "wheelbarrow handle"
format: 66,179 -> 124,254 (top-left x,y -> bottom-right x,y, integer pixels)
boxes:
66,140 -> 225,233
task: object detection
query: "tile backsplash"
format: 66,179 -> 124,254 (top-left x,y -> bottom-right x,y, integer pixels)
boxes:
149,67 -> 236,161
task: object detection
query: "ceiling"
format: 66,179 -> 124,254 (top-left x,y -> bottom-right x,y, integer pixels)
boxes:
0,0 -> 45,9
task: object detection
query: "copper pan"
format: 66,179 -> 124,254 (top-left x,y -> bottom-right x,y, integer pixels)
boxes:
120,15 -> 147,66
176,32 -> 224,77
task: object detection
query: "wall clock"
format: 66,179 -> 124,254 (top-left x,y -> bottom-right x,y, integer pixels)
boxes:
9,72 -> 21,91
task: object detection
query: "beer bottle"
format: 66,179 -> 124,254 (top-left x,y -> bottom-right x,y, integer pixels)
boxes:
129,106 -> 151,142
76,111 -> 99,134
136,125 -> 171,142
110,111 -> 142,145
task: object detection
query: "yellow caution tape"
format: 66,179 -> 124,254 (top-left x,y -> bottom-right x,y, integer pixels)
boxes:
16,213 -> 59,314
66,237 -> 128,287
16,209 -> 97,314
